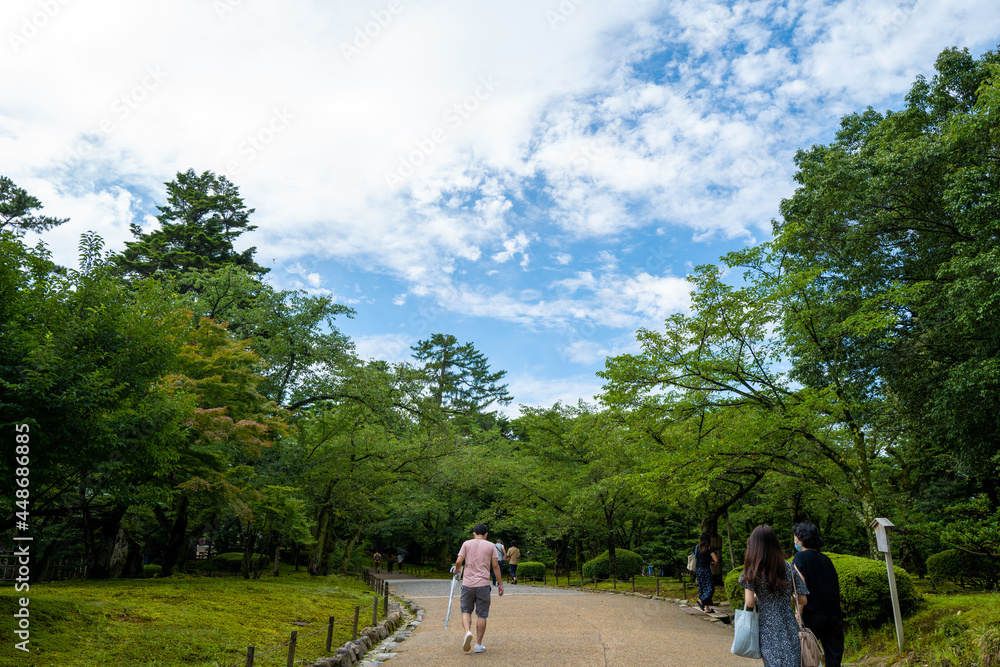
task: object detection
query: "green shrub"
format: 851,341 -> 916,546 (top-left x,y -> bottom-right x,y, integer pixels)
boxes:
516,562 -> 546,581
927,549 -> 1000,590
582,549 -> 643,580
143,564 -> 161,578
211,552 -> 271,573
723,554 -> 920,629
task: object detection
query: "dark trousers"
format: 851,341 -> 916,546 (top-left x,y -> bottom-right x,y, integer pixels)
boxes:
803,612 -> 845,667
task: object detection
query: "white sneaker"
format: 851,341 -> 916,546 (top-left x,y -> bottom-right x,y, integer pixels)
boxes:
463,631 -> 473,652
474,644 -> 487,653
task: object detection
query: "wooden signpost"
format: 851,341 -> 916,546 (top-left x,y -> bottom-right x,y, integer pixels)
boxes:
871,518 -> 904,652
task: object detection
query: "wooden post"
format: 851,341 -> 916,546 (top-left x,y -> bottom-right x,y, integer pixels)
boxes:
543,570 -> 546,586
286,630 -> 297,667
656,578 -> 660,597
632,575 -> 635,593
383,588 -> 389,616
372,595 -> 379,625
245,645 -> 255,667
682,578 -> 687,600
352,605 -> 360,640
613,576 -> 616,591
326,616 -> 335,651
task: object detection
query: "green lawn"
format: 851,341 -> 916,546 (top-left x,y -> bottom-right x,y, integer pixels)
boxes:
1,569 -> 387,667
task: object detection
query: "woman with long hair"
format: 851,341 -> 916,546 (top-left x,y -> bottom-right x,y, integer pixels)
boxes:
694,531 -> 720,611
739,525 -> 809,667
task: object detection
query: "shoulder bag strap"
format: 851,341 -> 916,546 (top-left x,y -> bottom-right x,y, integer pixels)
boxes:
791,563 -> 804,628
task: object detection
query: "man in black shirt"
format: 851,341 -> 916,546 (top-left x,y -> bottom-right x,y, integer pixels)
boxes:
792,522 -> 845,667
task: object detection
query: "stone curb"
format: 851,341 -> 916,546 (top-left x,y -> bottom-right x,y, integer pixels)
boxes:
307,594 -> 424,667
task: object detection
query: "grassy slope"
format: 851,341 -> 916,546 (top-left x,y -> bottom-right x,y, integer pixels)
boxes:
847,588 -> 1000,666
0,569 -> 386,667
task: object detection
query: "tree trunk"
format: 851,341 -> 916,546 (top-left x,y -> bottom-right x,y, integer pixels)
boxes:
339,524 -> 364,574
160,494 -> 189,577
272,534 -> 282,577
90,506 -> 128,579
309,498 -> 333,576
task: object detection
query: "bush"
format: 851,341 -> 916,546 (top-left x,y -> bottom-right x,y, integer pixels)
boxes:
143,564 -> 161,578
723,554 -> 920,629
582,549 -> 643,580
927,549 -> 1000,590
211,552 -> 271,573
516,562 -> 546,581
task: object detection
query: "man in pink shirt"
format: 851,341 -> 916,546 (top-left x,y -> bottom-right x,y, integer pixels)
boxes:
452,523 -> 504,654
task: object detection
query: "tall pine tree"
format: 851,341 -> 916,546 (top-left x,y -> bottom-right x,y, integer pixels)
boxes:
116,169 -> 268,281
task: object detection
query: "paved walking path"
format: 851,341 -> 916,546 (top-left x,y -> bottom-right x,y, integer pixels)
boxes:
372,574 -> 746,666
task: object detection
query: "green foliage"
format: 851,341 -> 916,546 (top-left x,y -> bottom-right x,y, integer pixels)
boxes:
143,564 -> 162,578
582,549 -> 643,580
0,175 -> 68,234
927,549 -> 1000,591
115,169 -> 268,281
411,333 -> 511,415
516,561 -> 546,580
725,555 -> 919,629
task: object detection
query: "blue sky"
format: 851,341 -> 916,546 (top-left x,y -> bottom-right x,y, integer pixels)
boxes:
3,0 -> 999,414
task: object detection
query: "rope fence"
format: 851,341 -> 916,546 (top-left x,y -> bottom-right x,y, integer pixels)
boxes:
224,574 -> 392,667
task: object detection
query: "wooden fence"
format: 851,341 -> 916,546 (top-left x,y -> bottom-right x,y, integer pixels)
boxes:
0,554 -> 87,582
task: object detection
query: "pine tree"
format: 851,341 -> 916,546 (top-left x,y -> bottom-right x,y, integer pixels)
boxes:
411,333 -> 512,415
115,169 -> 268,281
0,176 -> 68,235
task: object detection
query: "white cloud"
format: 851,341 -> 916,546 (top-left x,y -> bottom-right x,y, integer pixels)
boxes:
507,372 -> 605,416
353,333 -> 414,364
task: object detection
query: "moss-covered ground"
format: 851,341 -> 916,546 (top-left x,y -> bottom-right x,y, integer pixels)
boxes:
846,590 -> 1000,666
0,567 -> 386,667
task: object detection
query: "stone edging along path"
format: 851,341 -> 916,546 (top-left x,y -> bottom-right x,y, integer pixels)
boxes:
307,579 -> 735,666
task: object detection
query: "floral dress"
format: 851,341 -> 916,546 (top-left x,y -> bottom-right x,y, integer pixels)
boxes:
739,562 -> 808,667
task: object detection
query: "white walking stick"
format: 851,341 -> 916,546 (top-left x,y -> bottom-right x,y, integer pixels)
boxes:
444,572 -> 459,629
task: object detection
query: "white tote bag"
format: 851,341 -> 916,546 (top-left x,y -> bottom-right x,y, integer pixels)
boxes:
730,603 -> 761,659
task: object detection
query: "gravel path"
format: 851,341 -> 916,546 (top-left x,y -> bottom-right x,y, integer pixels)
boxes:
376,576 -> 747,666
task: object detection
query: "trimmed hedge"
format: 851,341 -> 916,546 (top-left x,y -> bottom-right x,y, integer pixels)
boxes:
143,564 -> 161,578
582,549 -> 643,580
723,553 -> 920,629
927,549 -> 1000,590
516,561 -> 546,581
210,552 -> 271,573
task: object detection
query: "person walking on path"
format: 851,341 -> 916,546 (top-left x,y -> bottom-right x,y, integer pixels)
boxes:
492,538 -> 505,586
739,525 -> 809,667
452,523 -> 504,654
373,551 -> 381,573
505,540 -> 521,584
694,532 -> 720,612
793,522 -> 845,667
397,551 -> 405,573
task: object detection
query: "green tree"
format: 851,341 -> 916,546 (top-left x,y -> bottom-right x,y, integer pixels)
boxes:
0,176 -> 68,235
116,170 -> 268,282
411,333 -> 512,416
774,47 -> 1000,493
